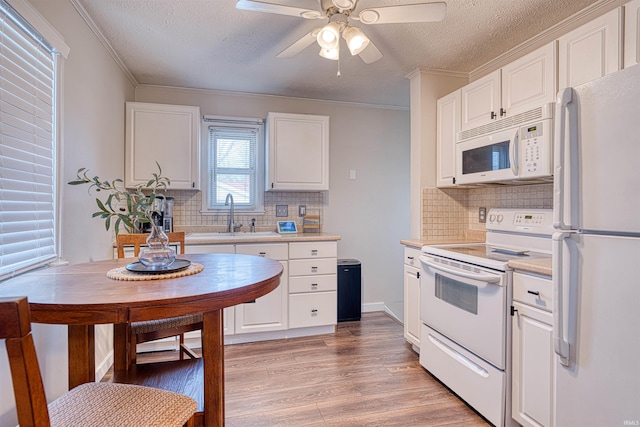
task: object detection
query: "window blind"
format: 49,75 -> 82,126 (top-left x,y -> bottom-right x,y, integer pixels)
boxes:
0,1 -> 57,280
208,126 -> 258,208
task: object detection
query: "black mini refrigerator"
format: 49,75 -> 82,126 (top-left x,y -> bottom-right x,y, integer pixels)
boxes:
337,259 -> 361,322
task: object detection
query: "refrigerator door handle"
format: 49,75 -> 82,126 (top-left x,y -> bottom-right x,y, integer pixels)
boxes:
554,88 -> 573,230
509,129 -> 519,176
553,232 -> 571,366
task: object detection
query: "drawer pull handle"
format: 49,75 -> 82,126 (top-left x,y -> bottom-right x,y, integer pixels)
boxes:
311,249 -> 318,255
527,290 -> 540,296
311,267 -> 318,273
259,252 -> 266,256
311,309 -> 318,316
407,256 -> 414,260
311,283 -> 318,288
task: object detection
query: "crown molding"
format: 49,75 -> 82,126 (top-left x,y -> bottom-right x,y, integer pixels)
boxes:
68,0 -> 137,87
136,84 -> 410,111
406,68 -> 468,80
469,0 -> 626,81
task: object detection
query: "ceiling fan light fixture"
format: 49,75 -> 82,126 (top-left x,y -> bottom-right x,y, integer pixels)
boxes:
317,22 -> 341,49
319,46 -> 339,60
343,26 -> 369,55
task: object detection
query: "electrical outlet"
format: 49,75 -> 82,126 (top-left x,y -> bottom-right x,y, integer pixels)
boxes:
299,205 -> 306,217
479,207 -> 487,223
276,205 -> 288,217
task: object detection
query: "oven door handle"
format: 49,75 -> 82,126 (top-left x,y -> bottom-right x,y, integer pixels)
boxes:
420,256 -> 501,284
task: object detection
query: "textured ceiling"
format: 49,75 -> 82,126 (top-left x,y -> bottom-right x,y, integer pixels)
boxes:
75,0 -> 599,107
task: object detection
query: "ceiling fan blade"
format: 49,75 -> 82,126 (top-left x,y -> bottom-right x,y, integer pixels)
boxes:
236,0 -> 324,19
358,40 -> 383,64
277,28 -> 322,58
356,2 -> 446,25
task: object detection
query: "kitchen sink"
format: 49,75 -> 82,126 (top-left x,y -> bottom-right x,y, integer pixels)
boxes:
187,231 -> 281,240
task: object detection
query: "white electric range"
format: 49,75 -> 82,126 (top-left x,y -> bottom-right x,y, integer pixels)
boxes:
419,208 -> 553,427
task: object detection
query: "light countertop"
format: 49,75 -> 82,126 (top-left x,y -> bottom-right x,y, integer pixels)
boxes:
508,258 -> 552,276
183,232 -> 341,245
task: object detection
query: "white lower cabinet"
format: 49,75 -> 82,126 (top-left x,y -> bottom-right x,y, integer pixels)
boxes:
511,272 -> 554,427
184,244 -> 236,336
288,241 -> 337,329
403,246 -> 422,349
235,243 -> 289,334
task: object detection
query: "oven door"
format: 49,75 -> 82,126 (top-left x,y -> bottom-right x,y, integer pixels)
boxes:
420,254 -> 507,369
456,125 -> 519,184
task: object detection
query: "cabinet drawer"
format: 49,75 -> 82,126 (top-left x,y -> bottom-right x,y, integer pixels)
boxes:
513,272 -> 552,312
289,274 -> 336,293
235,243 -> 288,260
289,241 -> 337,259
289,258 -> 336,276
404,247 -> 422,267
289,292 -> 337,328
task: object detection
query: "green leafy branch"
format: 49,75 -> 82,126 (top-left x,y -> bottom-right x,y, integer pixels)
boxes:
68,162 -> 171,235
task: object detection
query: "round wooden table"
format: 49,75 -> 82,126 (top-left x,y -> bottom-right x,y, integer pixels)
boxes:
0,253 -> 283,427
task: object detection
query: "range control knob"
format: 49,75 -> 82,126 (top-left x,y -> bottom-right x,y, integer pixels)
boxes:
497,214 -> 504,223
489,214 -> 496,223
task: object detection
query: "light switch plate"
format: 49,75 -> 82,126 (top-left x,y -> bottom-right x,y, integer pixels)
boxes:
299,205 -> 306,217
276,205 -> 288,217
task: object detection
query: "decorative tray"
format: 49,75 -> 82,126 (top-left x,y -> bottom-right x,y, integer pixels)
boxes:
125,259 -> 191,274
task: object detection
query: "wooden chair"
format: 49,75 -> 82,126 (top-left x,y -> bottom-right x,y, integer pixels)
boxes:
0,296 -> 197,427
116,232 -> 203,365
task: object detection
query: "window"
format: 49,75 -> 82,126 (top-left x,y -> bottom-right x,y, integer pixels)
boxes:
202,116 -> 264,213
0,0 -> 68,280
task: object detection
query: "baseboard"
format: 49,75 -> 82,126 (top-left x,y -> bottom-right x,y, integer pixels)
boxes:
384,305 -> 403,323
362,302 -> 385,313
96,351 -> 114,381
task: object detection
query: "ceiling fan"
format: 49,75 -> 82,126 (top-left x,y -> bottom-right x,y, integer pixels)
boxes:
236,0 -> 447,64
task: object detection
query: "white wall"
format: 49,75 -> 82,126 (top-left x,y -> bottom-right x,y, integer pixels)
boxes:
135,85 -> 411,316
0,0 -> 134,424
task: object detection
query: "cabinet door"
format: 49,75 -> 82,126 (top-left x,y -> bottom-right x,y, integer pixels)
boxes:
125,102 -> 200,189
558,8 -> 622,89
235,257 -> 288,334
461,70 -> 501,131
436,90 -> 460,188
512,302 -> 554,427
404,264 -> 420,348
501,42 -> 557,117
625,0 -> 640,67
266,112 -> 329,191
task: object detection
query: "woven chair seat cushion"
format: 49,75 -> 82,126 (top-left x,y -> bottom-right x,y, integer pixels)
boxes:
48,382 -> 197,427
131,313 -> 203,334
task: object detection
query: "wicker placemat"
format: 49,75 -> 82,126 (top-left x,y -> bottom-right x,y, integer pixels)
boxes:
107,262 -> 204,281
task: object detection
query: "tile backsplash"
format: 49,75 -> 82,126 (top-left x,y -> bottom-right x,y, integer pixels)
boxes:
422,184 -> 553,240
165,190 -> 325,232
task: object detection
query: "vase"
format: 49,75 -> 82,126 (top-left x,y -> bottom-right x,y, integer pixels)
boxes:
138,225 -> 176,269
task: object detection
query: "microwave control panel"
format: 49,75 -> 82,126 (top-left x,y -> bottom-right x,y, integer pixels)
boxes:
520,121 -> 551,177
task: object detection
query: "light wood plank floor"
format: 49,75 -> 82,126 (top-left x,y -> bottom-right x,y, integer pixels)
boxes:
109,312 -> 491,426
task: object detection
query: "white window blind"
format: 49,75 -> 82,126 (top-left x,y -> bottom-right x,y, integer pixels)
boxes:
0,0 -> 57,280
203,116 -> 264,213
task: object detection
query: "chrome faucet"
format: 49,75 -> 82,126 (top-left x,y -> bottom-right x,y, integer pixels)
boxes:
225,193 -> 242,233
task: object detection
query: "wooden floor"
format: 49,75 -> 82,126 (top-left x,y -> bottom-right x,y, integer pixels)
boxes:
109,312 -> 491,426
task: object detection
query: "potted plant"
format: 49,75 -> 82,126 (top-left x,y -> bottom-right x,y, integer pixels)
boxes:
68,162 -> 176,268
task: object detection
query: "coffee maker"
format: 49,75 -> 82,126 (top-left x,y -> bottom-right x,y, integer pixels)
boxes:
162,197 -> 174,232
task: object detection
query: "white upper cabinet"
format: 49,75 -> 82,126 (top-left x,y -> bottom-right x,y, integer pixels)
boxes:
461,70 -> 501,131
436,90 -> 461,188
266,112 -> 329,191
625,0 -> 640,67
461,42 -> 557,132
125,102 -> 200,189
558,8 -> 622,89
501,42 -> 557,117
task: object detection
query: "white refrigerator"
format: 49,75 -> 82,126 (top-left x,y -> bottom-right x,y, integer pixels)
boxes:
553,64 -> 640,427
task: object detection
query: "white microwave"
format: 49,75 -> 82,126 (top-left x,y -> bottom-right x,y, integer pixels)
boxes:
456,114 -> 553,185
